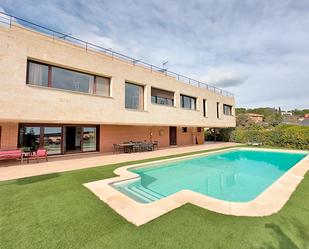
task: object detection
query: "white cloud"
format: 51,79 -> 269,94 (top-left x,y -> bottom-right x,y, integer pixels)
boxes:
78,33 -> 125,54
199,69 -> 248,88
1,0 -> 309,109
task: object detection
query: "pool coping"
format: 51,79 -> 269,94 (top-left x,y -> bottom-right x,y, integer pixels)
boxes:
84,147 -> 309,226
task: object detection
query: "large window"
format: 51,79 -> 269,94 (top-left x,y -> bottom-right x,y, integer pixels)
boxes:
223,104 -> 233,116
151,87 -> 174,106
27,61 -> 110,96
180,95 -> 196,110
125,82 -> 144,110
52,67 -> 94,94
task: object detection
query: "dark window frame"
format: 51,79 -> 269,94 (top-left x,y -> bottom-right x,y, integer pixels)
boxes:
151,87 -> 174,107
223,104 -> 233,116
182,127 -> 188,133
180,94 -> 197,110
125,81 -> 144,110
26,60 -> 111,96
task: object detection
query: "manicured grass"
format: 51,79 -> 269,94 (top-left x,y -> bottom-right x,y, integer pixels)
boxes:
1,146 -> 309,249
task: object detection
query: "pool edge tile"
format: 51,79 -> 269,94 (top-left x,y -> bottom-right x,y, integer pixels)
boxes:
84,148 -> 309,226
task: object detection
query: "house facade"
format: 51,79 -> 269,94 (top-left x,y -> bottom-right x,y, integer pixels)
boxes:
246,113 -> 264,124
0,19 -> 235,155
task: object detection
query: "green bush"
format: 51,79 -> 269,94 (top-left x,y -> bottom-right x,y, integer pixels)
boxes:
230,124 -> 309,150
204,128 -> 234,142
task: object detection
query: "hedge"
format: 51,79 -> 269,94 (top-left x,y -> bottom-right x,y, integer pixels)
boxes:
230,124 -> 309,150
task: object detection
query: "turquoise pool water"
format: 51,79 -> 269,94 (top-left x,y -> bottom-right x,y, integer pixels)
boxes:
112,149 -> 307,203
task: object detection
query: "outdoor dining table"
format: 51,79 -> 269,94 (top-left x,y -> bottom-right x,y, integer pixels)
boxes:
117,143 -> 134,153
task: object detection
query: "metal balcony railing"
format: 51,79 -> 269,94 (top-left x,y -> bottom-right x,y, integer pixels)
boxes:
0,11 -> 234,98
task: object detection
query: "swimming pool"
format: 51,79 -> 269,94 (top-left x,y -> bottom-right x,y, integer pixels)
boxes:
112,149 -> 307,203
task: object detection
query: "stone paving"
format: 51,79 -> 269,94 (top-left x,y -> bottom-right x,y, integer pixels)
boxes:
0,142 -> 238,181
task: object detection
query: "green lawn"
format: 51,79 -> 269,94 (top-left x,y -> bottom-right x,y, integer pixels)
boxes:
1,146 -> 309,249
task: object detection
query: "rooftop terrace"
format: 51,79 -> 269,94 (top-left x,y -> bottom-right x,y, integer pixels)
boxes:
0,11 -> 234,98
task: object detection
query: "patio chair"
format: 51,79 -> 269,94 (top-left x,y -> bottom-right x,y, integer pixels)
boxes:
140,143 -> 147,152
113,144 -> 124,154
145,142 -> 154,151
132,143 -> 141,152
22,147 -> 31,153
27,148 -> 48,163
153,141 -> 159,150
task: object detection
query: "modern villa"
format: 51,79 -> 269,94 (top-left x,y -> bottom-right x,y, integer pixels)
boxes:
1,6 -> 309,249
0,15 -> 235,155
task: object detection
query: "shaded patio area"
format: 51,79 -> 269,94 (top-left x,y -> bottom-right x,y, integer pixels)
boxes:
0,142 -> 239,181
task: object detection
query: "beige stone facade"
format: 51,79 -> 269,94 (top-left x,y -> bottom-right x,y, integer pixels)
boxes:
246,113 -> 264,123
0,123 -> 18,149
0,24 -> 235,153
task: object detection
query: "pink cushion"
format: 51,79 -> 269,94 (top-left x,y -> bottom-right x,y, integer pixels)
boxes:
0,150 -> 21,154
0,150 -> 21,159
36,149 -> 47,157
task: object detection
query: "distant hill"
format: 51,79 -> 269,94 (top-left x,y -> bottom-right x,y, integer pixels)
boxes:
236,107 -> 278,116
235,107 -> 309,127
291,109 -> 309,117
235,107 -> 282,126
236,107 -> 309,118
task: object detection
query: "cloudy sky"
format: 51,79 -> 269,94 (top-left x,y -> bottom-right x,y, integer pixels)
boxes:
1,0 -> 308,110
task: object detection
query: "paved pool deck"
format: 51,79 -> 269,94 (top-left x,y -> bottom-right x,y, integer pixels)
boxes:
0,142 -> 239,181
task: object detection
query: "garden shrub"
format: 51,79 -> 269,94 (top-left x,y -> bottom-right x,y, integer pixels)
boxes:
230,124 -> 309,150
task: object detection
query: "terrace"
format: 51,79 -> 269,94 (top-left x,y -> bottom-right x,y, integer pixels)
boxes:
0,142 -> 238,181
0,11 -> 234,98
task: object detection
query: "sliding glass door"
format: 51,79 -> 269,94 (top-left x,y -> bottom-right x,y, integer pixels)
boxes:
19,126 -> 41,151
82,127 -> 97,152
43,127 -> 62,155
19,124 -> 98,155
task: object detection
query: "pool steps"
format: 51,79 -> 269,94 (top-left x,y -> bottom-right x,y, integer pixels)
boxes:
121,184 -> 164,203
